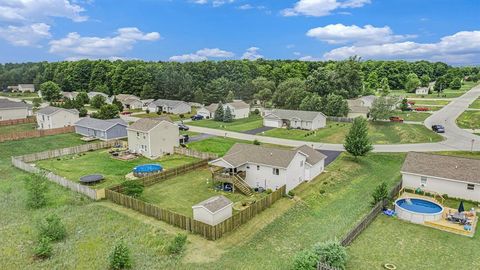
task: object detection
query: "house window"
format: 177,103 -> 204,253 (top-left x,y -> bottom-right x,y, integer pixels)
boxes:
420,176 -> 427,185
136,132 -> 140,137
273,168 -> 279,175
300,160 -> 304,167
467,184 -> 475,190
246,166 -> 250,169
257,165 -> 260,170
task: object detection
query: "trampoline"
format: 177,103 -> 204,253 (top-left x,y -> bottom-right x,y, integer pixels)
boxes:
79,174 -> 104,184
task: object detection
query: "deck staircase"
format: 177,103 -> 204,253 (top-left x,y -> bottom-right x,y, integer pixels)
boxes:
232,174 -> 254,196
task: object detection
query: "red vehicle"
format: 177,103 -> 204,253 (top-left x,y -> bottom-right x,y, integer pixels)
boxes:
389,116 -> 404,123
407,100 -> 416,105
415,107 -> 430,111
120,111 -> 132,115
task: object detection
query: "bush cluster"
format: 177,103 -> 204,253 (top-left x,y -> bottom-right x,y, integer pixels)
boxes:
109,241 -> 132,270
166,233 -> 188,255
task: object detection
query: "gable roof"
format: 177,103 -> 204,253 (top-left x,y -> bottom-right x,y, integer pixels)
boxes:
150,99 -> 189,108
0,99 -> 30,110
193,195 -> 233,213
349,106 -> 370,114
123,98 -> 143,105
401,152 -> 480,185
115,94 -> 140,102
265,109 -> 325,122
127,118 -> 173,132
219,143 -> 302,168
228,100 -> 250,109
294,145 -> 327,166
37,106 -> 79,116
19,84 -> 35,88
74,118 -> 127,131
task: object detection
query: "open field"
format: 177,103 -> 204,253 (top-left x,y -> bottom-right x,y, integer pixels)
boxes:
408,99 -> 451,106
141,168 -> 264,217
389,81 -> 478,99
469,98 -> 480,109
0,123 -> 36,135
187,136 -> 291,156
390,111 -> 431,122
188,116 -> 263,132
456,111 -> 480,129
261,121 -> 443,144
36,150 -> 199,189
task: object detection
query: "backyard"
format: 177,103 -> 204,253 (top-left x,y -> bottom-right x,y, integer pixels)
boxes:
0,122 -> 36,135
141,168 -> 264,217
261,121 -> 443,144
187,136 -> 291,156
36,150 -> 199,189
188,116 -> 263,132
456,111 -> 480,129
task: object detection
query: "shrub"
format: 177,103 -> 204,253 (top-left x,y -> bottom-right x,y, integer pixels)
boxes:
145,109 -> 150,114
25,174 -> 48,209
319,190 -> 326,194
109,241 -> 132,270
292,249 -> 318,270
370,182 -> 389,207
265,189 -> 272,194
253,108 -> 260,115
121,180 -> 144,198
179,114 -> 184,118
167,233 -> 188,255
253,139 -> 261,145
38,214 -> 66,242
33,236 -> 53,260
288,190 -> 295,197
313,240 -> 347,270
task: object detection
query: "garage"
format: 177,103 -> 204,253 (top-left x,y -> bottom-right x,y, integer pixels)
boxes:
263,117 -> 282,128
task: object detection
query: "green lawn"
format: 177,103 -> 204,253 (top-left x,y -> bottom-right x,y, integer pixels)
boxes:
261,121 -> 443,144
0,123 -> 37,135
187,136 -> 291,156
391,111 -> 431,122
456,111 -> 480,129
36,150 -> 199,189
389,81 -> 478,99
0,92 -> 39,98
141,168 -> 264,217
409,99 -> 450,106
469,98 -> 480,109
136,109 -> 197,121
188,116 -> 263,132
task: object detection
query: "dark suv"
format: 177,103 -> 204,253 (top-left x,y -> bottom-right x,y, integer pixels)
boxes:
431,125 -> 445,133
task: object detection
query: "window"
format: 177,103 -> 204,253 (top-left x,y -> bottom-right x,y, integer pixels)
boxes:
136,132 -> 140,137
273,168 -> 279,175
421,177 -> 427,185
246,166 -> 250,169
257,165 -> 260,170
300,160 -> 304,167
467,184 -> 475,190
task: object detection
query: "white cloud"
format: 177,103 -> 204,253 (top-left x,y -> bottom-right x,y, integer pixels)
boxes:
299,55 -> 321,61
49,27 -> 160,57
242,47 -> 263,60
170,47 -> 234,62
237,4 -> 253,10
193,0 -> 235,7
307,24 -> 414,45
323,30 -> 480,64
0,0 -> 88,23
0,23 -> 51,46
282,0 -> 370,17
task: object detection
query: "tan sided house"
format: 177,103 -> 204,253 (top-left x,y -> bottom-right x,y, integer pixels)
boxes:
36,106 -> 79,130
197,100 -> 250,119
127,118 -> 179,159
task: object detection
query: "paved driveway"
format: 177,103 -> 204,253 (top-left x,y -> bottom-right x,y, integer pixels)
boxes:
242,126 -> 275,135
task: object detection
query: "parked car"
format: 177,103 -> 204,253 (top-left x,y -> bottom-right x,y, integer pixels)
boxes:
432,125 -> 445,133
389,116 -> 404,123
120,111 -> 132,115
415,107 -> 430,111
191,115 -> 204,121
178,124 -> 189,131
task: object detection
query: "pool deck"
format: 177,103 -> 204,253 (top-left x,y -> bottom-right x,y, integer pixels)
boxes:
400,192 -> 477,237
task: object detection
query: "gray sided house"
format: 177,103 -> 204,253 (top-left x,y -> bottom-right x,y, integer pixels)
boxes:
263,109 -> 327,130
74,118 -> 128,141
0,99 -> 32,120
147,99 -> 192,114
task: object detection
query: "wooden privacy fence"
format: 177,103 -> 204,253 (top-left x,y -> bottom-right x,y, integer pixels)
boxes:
174,147 -> 218,160
106,185 -> 286,240
0,116 -> 36,126
327,116 -> 354,123
0,126 -> 74,142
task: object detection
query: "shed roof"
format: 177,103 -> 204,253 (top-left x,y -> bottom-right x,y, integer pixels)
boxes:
193,195 -> 233,213
74,117 -> 127,131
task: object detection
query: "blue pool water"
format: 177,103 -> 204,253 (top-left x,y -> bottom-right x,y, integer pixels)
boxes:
133,164 -> 163,174
396,198 -> 442,214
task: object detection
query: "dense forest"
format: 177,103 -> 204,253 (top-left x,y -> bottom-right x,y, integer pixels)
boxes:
1,59 -> 479,109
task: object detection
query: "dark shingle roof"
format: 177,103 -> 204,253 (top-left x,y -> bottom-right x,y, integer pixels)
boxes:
0,99 -> 30,109
401,152 -> 480,184
295,145 -> 327,165
221,143 -> 300,168
37,106 -> 78,115
75,118 -> 127,131
193,195 -> 233,213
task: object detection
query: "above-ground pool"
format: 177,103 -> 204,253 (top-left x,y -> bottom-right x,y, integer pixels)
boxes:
395,197 -> 444,224
133,164 -> 163,177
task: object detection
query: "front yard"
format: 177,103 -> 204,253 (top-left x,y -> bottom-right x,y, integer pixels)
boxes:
261,121 -> 443,144
135,109 -> 197,121
469,98 -> 480,109
188,116 -> 263,132
456,111 -> 480,129
390,111 -> 431,122
0,122 -> 37,135
36,150 -> 199,189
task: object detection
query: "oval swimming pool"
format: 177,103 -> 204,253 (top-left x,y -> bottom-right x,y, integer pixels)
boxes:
395,197 -> 443,224
133,164 -> 163,176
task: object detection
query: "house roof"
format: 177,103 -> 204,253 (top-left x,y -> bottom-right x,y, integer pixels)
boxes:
401,152 -> 480,185
348,106 -> 370,114
127,118 -> 172,132
115,94 -> 140,102
265,109 -> 325,122
193,195 -> 233,213
87,92 -> 109,98
150,99 -> 189,108
205,103 -> 219,112
228,100 -> 250,109
359,95 -> 377,105
37,106 -> 79,116
123,98 -> 143,105
295,145 -> 327,165
19,84 -> 35,88
75,117 -> 127,131
0,99 -> 30,109
219,143 -> 302,168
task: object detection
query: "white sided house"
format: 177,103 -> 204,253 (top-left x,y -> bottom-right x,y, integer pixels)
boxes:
0,99 -> 32,120
209,144 -> 326,192
199,101 -> 250,119
401,152 -> 480,202
415,87 -> 429,95
263,109 -> 327,130
13,84 -> 35,93
36,106 -> 79,130
147,99 -> 192,114
192,195 -> 233,226
127,118 -> 179,159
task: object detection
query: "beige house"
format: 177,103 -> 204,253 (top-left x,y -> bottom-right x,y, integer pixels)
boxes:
192,195 -> 233,226
0,99 -> 32,120
10,84 -> 35,93
198,100 -> 250,119
263,109 -> 327,130
127,118 -> 179,159
36,106 -> 79,130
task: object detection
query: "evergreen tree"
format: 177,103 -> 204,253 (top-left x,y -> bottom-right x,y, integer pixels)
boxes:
193,89 -> 204,104
344,117 -> 372,159
223,106 -> 233,122
214,102 -> 224,121
225,90 -> 235,103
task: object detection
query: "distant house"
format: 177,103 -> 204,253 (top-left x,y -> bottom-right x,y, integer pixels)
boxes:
141,99 -> 154,110
74,118 -> 128,141
88,92 -> 113,104
347,97 -> 373,118
10,84 -> 35,93
115,94 -> 141,109
401,152 -> 480,202
192,195 -> 233,226
209,143 -> 326,192
36,106 -> 79,130
62,91 -> 79,100
127,118 -> 179,159
0,99 -> 32,121
147,99 -> 192,114
415,87 -> 429,95
263,109 -> 326,130
198,100 -> 250,119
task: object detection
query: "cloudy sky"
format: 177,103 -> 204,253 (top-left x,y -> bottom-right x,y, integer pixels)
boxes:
0,0 -> 479,65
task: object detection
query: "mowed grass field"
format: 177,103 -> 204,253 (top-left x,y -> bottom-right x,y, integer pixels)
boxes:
390,111 -> 431,122
469,98 -> 480,109
36,150 -> 199,189
261,121 -> 443,144
0,122 -> 37,135
389,81 -> 478,99
456,111 -> 480,129
188,116 -> 263,132
408,99 -> 451,106
187,136 -> 292,156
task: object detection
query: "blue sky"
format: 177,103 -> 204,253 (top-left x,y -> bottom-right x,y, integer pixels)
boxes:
0,0 -> 479,64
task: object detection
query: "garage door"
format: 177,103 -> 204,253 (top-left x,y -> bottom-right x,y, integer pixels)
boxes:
264,119 -> 281,128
